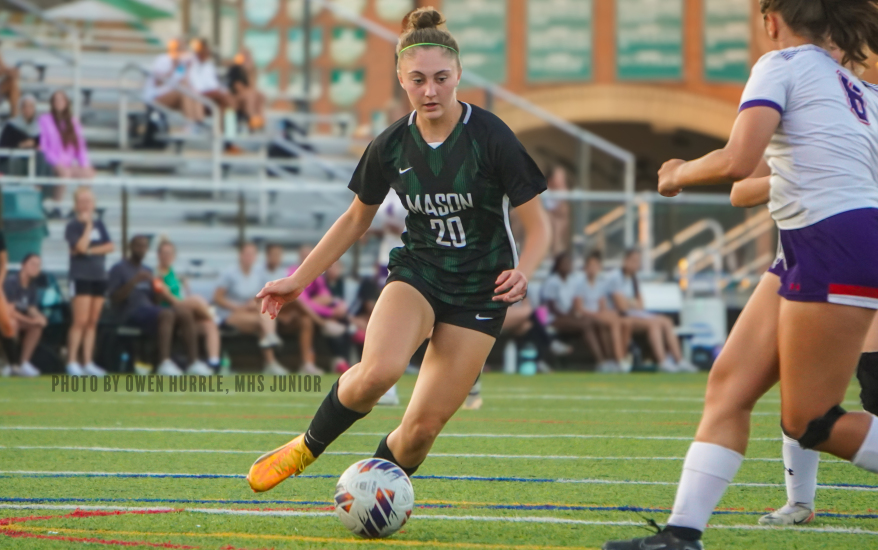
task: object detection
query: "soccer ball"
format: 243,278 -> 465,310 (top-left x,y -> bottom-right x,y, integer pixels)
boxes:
334,458 -> 414,538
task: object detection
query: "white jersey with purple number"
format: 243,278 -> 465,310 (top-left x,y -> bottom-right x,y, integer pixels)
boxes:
740,45 -> 878,230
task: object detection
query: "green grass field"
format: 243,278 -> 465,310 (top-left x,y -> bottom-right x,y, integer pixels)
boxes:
0,373 -> 875,549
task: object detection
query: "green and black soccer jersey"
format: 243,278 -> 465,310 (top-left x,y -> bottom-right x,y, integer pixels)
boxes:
348,102 -> 547,310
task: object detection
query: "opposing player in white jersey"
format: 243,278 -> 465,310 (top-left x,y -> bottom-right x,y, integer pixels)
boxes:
604,1 -> 878,549
731,166 -> 878,526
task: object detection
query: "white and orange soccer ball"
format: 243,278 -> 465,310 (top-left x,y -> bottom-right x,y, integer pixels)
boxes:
334,458 -> 415,538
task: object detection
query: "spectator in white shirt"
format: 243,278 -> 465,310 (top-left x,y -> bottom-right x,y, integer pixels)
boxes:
189,38 -> 234,113
263,243 -> 320,375
573,250 -> 632,372
144,38 -> 204,126
541,252 -> 608,370
608,248 -> 696,373
213,242 -> 287,375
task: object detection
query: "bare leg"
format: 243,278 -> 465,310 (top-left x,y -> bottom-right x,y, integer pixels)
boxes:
173,304 -> 199,363
19,324 -> 43,364
225,309 -> 277,364
197,320 -> 220,360
779,300 -> 877,460
694,274 -> 782,453
387,322 -> 496,467
629,317 -> 667,364
156,308 -> 176,362
337,281 -> 435,413
67,296 -> 91,364
553,316 -> 606,363
659,315 -> 684,363
298,314 -> 316,365
81,297 -> 104,365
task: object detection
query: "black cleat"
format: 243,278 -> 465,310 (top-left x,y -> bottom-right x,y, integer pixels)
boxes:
602,529 -> 704,550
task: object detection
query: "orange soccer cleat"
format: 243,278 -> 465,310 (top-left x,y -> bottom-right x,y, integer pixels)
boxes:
246,434 -> 317,493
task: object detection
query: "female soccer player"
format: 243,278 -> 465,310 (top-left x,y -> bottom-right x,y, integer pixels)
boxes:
604,2 -> 878,549
731,172 -> 878,526
245,7 -> 550,492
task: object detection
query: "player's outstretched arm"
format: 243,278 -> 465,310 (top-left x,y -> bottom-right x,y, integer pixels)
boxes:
493,197 -> 550,303
258,197 -> 380,318
730,159 -> 771,208
657,106 -> 780,197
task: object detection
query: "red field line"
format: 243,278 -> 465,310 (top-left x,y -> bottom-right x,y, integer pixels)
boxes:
1,530 -> 198,549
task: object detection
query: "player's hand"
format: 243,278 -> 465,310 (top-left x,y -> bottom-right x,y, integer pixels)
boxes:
493,269 -> 528,303
658,159 -> 686,197
256,277 -> 304,319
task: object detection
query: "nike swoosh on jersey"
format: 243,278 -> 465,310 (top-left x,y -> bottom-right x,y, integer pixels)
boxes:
475,314 -> 493,320
399,167 -> 413,174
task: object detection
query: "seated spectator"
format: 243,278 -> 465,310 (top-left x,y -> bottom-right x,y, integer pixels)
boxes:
574,251 -> 632,372
289,245 -> 351,374
541,252 -> 610,371
155,239 -> 219,374
214,242 -> 288,375
0,48 -> 20,116
144,38 -> 204,130
227,49 -> 266,131
608,248 -> 696,373
188,38 -> 233,114
0,254 -> 45,377
39,90 -> 93,203
65,187 -> 112,376
109,236 -> 203,376
0,95 -> 43,176
261,243 -> 319,375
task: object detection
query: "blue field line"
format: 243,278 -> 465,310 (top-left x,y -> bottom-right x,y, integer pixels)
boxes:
2,497 -> 878,520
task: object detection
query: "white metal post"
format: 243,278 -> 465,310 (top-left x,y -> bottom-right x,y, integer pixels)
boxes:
623,157 -> 636,249
71,31 -> 81,120
119,94 -> 128,150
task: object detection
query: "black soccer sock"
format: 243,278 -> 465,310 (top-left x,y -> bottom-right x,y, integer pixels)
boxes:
858,352 -> 878,415
373,434 -> 421,477
664,525 -> 702,542
303,380 -> 368,457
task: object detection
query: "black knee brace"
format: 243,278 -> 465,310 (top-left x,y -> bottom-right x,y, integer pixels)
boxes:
782,405 -> 847,450
858,352 -> 878,415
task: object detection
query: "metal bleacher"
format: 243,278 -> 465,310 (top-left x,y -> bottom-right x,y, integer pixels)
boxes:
0,5 -> 369,280
0,0 -> 774,305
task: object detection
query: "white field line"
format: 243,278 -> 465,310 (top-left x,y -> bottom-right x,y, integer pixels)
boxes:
0,444 -> 837,462
0,471 -> 874,492
0,504 -> 876,535
1,397 -> 789,415
2,395 -> 861,408
0,398 -> 718,414
0,426 -> 788,441
0,444 -> 847,463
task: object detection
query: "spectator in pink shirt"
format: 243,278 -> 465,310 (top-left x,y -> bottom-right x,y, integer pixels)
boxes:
39,90 -> 93,202
288,245 -> 350,373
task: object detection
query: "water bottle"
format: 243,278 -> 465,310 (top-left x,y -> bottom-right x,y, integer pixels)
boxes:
220,352 -> 232,375
503,340 -> 518,374
120,351 -> 130,373
518,343 -> 538,376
